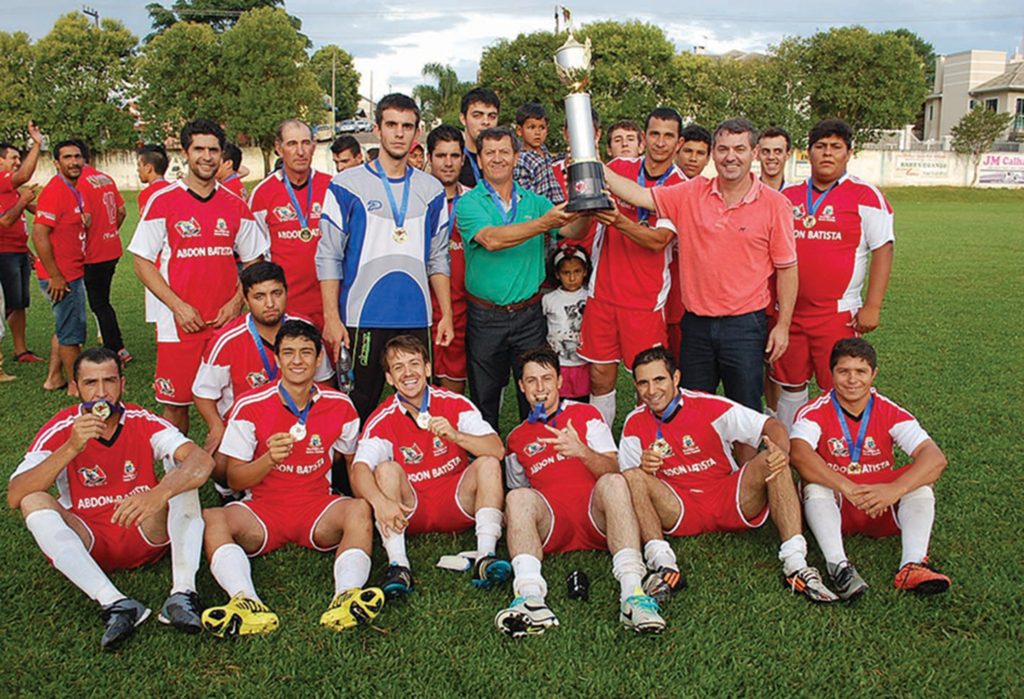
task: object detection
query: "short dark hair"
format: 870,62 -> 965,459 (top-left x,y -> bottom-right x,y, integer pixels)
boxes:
606,119 -> 643,147
275,118 -> 313,143
632,346 -> 678,378
427,124 -> 465,155
380,334 -> 431,372
375,93 -> 421,127
518,346 -> 560,375
461,87 -> 500,116
223,142 -> 242,172
73,347 -> 122,382
138,144 -> 169,176
808,119 -> 854,149
680,124 -> 712,148
181,118 -> 226,151
331,135 -> 361,157
759,127 -> 792,151
240,260 -> 287,296
645,107 -> 683,136
367,147 -> 380,161
477,126 -> 519,154
52,140 -> 82,160
275,319 -> 322,357
71,139 -> 92,163
830,337 -> 877,371
713,117 -> 758,148
516,103 -> 548,126
0,143 -> 16,159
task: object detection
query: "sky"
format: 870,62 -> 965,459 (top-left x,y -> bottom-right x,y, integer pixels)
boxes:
4,1 -> 1024,100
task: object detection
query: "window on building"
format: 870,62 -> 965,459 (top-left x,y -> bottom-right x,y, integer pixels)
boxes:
986,98 -> 998,112
1016,98 -> 1024,132
969,99 -> 976,110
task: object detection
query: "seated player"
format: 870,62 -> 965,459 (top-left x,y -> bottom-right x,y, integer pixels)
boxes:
497,347 -> 665,637
620,347 -> 839,604
790,338 -> 950,599
200,321 -> 382,637
8,348 -> 214,650
351,335 -> 509,599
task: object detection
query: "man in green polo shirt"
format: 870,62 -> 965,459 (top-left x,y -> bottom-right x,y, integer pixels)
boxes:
456,126 -> 589,431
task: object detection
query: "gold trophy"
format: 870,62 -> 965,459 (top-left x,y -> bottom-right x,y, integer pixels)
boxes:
554,8 -> 614,211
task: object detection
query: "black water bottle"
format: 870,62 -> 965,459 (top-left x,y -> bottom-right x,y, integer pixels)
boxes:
567,569 -> 589,601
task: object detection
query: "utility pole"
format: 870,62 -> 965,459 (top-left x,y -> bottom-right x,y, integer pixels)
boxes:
331,47 -> 337,128
555,5 -> 559,34
82,5 -> 99,27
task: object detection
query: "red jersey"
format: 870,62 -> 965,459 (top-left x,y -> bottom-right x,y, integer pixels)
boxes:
127,180 -> 268,343
791,388 -> 930,485
221,174 -> 247,199
592,158 -> 686,311
191,312 -> 334,417
219,382 -> 360,501
248,170 -> 332,327
551,159 -> 598,253
33,174 -> 87,281
430,187 -> 468,322
356,386 -> 495,482
619,389 -> 767,489
505,401 -> 616,496
79,165 -> 124,264
138,178 -> 172,214
0,170 -> 28,253
13,403 -> 190,521
783,174 -> 894,316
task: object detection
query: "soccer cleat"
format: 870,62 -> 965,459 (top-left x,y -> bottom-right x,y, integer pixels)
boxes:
494,596 -> 559,638
830,561 -> 869,602
894,558 -> 951,595
472,555 -> 512,589
642,566 -> 687,605
100,598 -> 151,651
620,589 -> 666,634
117,348 -> 133,365
13,351 -> 44,363
158,590 -> 205,634
784,566 -> 840,604
383,564 -> 414,600
320,587 -> 385,631
201,593 -> 279,638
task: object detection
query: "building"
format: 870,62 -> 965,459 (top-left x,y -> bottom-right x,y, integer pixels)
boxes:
968,56 -> 1024,140
923,50 -> 1007,142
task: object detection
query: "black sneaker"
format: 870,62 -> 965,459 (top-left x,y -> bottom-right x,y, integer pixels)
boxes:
100,598 -> 151,651
830,561 -> 869,602
472,555 -> 511,589
642,566 -> 687,604
383,564 -> 414,600
159,590 -> 205,634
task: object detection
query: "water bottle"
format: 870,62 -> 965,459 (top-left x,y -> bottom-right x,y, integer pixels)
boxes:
336,344 -> 355,394
567,569 -> 589,601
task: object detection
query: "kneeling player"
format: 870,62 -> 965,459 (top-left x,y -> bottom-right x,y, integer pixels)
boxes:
790,338 -> 950,599
351,335 -> 509,598
497,347 -> 665,637
201,321 -> 382,637
9,348 -> 214,650
620,347 -> 838,604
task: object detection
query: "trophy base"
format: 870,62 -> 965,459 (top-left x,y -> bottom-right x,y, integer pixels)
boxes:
565,160 -> 615,212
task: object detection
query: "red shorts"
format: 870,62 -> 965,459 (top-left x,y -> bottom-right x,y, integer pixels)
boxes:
229,493 -> 348,556
560,364 -> 591,399
837,492 -> 900,537
155,335 -> 209,405
662,464 -> 770,536
538,488 -> 607,554
770,311 -> 857,390
665,271 -> 684,325
72,512 -> 169,573
432,301 -> 467,382
406,469 -> 475,536
578,297 -> 667,370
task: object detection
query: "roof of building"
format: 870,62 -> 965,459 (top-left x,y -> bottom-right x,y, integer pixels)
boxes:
971,61 -> 1024,94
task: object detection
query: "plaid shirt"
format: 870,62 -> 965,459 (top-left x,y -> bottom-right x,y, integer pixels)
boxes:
513,147 -> 566,206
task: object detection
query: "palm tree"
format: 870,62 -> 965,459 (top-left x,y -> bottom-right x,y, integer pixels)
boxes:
412,63 -> 474,127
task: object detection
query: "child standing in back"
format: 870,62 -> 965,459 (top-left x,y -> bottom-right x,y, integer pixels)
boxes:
542,245 -> 591,402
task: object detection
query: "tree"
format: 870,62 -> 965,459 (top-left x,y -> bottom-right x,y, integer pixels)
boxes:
0,32 -> 35,145
137,22 -> 224,142
309,46 -> 361,122
30,13 -> 138,152
951,106 -> 1014,186
144,0 -> 298,39
218,7 -> 322,171
412,63 -> 474,127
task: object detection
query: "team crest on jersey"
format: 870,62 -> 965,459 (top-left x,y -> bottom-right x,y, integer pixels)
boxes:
432,435 -> 448,456
175,218 -> 201,238
367,200 -> 383,212
123,460 -> 138,482
827,437 -> 849,458
524,441 -> 545,457
863,436 -> 881,456
155,377 -> 175,396
78,465 -> 107,486
274,205 -> 297,222
399,444 -> 424,464
246,370 -> 270,389
792,204 -> 806,218
214,218 -> 230,236
307,434 -> 324,455
311,202 -> 322,216
823,205 -> 834,216
678,435 -> 702,455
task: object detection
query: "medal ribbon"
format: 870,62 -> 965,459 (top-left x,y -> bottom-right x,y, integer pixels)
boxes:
247,313 -> 279,381
481,178 -> 518,226
398,388 -> 430,418
528,401 -> 562,428
635,159 -> 672,224
374,162 -> 412,229
81,400 -> 124,415
464,147 -> 481,183
655,392 -> 681,439
449,191 -> 460,232
279,383 -> 315,426
830,390 -> 874,465
282,174 -> 314,230
58,173 -> 86,216
805,178 -> 841,223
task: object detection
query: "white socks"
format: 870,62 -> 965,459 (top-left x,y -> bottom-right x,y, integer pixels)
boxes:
25,509 -> 124,607
898,486 -> 935,567
612,548 -> 646,601
511,553 -> 547,599
643,539 -> 678,572
167,490 -> 204,594
591,389 -> 617,429
777,387 -> 808,432
334,548 -> 372,595
376,522 -> 410,568
802,483 -> 848,567
778,534 -> 809,576
210,543 -> 260,602
474,507 -> 503,557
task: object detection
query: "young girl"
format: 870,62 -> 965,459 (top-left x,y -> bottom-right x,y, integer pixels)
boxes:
542,245 -> 591,402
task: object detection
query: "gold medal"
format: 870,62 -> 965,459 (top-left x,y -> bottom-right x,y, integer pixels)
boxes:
416,412 -> 431,430
652,438 -> 672,456
847,461 -> 861,475
393,227 -> 407,243
803,215 -> 816,228
299,227 -> 313,242
91,400 -> 111,419
82,212 -> 92,228
289,423 -> 307,441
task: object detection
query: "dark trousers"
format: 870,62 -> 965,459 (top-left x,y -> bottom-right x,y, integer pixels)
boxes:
84,258 -> 124,352
679,309 -> 767,412
466,301 -> 546,432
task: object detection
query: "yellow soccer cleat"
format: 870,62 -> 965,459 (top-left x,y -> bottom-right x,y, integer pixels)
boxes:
320,587 -> 385,631
201,593 -> 279,638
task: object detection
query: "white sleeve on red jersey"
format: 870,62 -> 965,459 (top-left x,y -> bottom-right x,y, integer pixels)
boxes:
219,415 -> 258,463
331,414 -> 361,457
858,182 -> 895,251
151,427 -> 192,471
234,215 -> 269,263
618,435 -> 643,472
584,416 -> 617,454
353,435 -> 394,470
710,402 -> 770,450
890,417 -> 930,456
789,417 -> 823,450
191,358 -> 230,402
456,403 -> 496,437
505,451 -> 531,489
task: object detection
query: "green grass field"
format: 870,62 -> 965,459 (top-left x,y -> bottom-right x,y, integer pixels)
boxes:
1,186 -> 1022,697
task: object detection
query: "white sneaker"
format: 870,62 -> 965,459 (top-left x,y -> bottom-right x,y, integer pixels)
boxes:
784,566 -> 840,604
494,595 -> 559,638
620,588 -> 666,634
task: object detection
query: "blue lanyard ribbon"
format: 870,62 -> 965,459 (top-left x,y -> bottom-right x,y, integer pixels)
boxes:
247,313 -> 278,381
398,389 -> 430,416
282,175 -> 314,229
58,173 -> 85,213
528,401 -> 562,428
82,400 -> 124,416
482,179 -> 518,225
449,191 -> 460,232
373,162 -> 412,229
830,391 -> 873,464
805,178 -> 840,221
279,383 -> 315,425
636,159 -> 672,224
655,392 -> 681,439
465,147 -> 481,183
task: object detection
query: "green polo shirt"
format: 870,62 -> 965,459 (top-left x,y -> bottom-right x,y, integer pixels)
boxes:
457,182 -> 557,305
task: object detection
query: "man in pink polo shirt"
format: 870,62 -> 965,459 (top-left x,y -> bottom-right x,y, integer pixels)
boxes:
602,117 -> 796,412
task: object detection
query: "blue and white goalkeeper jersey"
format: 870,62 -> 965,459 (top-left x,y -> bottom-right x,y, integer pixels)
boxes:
316,163 -> 449,329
